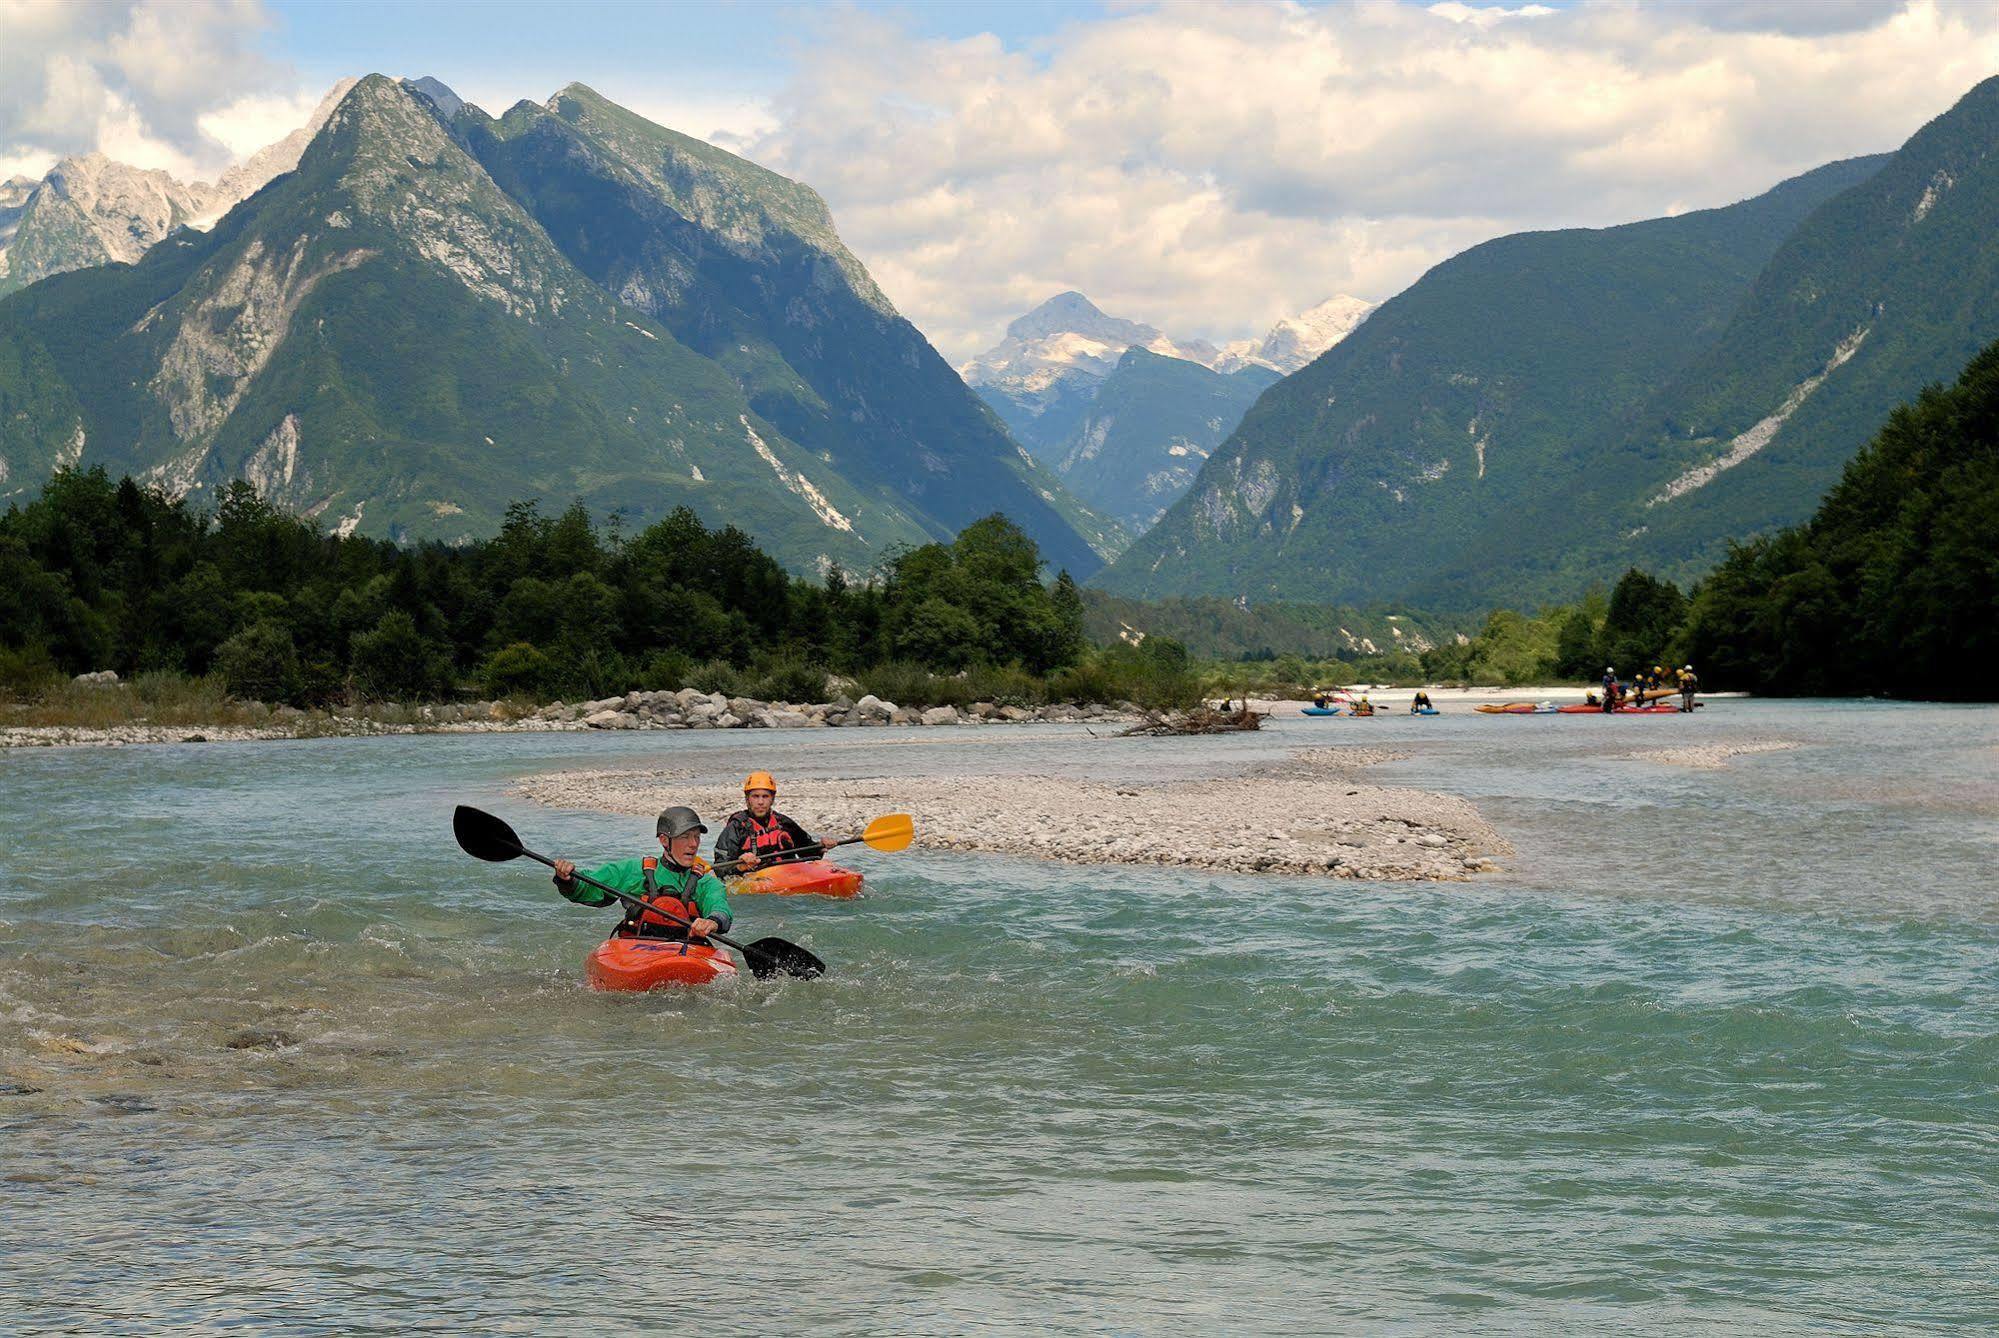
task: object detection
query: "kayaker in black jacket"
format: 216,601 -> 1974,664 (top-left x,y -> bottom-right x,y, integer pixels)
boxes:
713,771 -> 821,872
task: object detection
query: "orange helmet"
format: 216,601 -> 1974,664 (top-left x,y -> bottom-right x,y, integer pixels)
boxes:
742,771 -> 778,796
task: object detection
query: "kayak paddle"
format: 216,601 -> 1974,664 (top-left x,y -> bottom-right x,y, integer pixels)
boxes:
710,812 -> 915,875
451,805 -> 826,981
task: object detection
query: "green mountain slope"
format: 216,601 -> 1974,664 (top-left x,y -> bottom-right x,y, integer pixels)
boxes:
0,77 -> 1108,575
1055,348 -> 1278,530
1685,338 -> 1999,697
1512,75 -> 1999,595
1095,152 -> 1889,607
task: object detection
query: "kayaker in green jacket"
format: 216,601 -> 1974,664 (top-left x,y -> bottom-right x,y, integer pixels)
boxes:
552,805 -> 733,940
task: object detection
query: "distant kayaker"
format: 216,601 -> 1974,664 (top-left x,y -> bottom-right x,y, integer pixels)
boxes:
1411,690 -> 1433,714
714,771 -> 820,872
1678,664 -> 1700,712
551,805 -> 732,941
1601,667 -> 1619,714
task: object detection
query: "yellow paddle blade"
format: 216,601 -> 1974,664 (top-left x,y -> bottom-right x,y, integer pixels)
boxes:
861,813 -> 914,853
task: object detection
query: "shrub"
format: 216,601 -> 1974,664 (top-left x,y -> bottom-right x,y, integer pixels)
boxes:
636,650 -> 695,693
857,660 -> 985,709
481,642 -> 559,700
0,645 -> 60,700
216,619 -> 303,704
748,655 -> 827,705
350,611 -> 453,701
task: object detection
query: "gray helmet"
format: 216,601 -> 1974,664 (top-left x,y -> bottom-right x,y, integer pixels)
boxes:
655,806 -> 708,838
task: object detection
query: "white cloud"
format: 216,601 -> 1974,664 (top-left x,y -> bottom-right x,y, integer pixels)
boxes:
744,0 -> 1999,358
0,0 -> 292,177
1428,3 -> 1557,28
198,89 -> 326,160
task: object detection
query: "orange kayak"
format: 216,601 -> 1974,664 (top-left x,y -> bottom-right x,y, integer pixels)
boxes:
730,859 -> 863,898
584,937 -> 739,991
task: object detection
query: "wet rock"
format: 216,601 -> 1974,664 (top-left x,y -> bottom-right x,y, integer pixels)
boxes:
183,733 -> 208,743
226,1028 -> 297,1051
1,1082 -> 41,1096
92,1094 -> 157,1113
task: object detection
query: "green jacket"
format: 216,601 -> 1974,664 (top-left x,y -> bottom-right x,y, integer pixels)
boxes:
558,857 -> 733,933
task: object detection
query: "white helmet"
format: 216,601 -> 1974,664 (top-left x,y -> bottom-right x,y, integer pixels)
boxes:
1683,664 -> 1693,671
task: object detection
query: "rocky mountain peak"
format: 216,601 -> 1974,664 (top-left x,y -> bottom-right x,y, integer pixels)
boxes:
1005,290 -> 1161,345
0,79 -> 358,294
403,76 -> 465,119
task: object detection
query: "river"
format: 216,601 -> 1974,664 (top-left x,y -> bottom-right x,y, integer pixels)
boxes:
3,701 -> 1996,1331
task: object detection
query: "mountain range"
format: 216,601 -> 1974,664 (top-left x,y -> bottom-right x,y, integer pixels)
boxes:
0,81 -> 358,298
0,76 -> 1109,576
1100,76 -> 1999,609
960,290 -> 1367,530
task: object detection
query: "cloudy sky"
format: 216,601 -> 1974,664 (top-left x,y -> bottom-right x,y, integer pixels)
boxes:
5,0 -> 1997,357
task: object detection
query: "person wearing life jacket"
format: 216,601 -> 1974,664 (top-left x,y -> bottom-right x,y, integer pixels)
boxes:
713,772 -> 819,873
551,805 -> 732,941
1677,663 -> 1700,712
1601,667 -> 1619,713
1411,690 -> 1433,714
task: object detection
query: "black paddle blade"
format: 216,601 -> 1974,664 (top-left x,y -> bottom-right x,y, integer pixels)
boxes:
454,805 -> 524,863
742,937 -> 826,981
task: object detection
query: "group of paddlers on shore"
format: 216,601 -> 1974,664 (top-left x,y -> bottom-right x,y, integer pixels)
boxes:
1300,665 -> 1702,715
1588,664 -> 1700,713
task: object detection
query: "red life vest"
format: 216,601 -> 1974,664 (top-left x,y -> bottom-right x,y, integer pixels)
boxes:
626,857 -> 701,936
743,812 -> 798,854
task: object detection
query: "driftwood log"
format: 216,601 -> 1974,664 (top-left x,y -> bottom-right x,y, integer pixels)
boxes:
1117,705 -> 1265,737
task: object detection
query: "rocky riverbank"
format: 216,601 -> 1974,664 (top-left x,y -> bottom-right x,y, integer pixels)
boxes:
1,683 -> 1142,749
517,745 -> 1510,882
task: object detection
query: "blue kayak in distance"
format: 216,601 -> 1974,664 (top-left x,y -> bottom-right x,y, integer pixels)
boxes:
1301,706 -> 1343,716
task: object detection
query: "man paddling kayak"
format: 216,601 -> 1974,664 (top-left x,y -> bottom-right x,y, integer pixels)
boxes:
552,806 -> 733,941
714,771 -> 821,872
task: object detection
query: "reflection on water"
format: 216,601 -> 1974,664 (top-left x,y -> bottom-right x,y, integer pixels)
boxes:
3,703 -> 1997,1330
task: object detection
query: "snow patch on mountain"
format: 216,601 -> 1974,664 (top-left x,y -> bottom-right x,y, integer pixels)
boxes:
1215,296 -> 1376,374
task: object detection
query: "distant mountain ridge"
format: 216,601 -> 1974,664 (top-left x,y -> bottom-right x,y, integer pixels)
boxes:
0,76 -> 1109,576
1056,348 -> 1279,530
960,290 -> 1371,463
959,289 -> 1367,535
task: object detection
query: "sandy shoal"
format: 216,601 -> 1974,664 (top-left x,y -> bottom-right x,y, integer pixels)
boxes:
515,745 -> 1510,883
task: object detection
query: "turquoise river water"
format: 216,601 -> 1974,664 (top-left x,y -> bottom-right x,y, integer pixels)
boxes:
2,701 -> 1996,1332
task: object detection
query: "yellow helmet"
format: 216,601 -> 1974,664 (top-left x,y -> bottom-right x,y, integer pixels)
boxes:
742,771 -> 778,796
